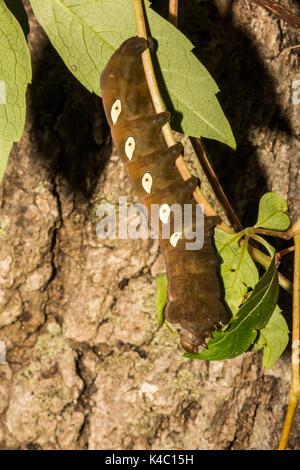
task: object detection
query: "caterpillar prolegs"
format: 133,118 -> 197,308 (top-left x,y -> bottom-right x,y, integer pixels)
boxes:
100,37 -> 226,354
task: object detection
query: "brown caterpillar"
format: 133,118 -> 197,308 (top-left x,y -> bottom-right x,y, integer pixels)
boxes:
100,37 -> 226,354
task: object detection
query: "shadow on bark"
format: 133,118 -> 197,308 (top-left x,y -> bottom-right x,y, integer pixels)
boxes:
28,40 -> 111,199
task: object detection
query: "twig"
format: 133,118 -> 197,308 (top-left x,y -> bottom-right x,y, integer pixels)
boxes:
276,246 -> 295,262
254,227 -> 290,239
249,0 -> 300,30
278,219 -> 300,449
248,244 -> 293,294
169,0 -> 178,27
280,44 -> 300,56
190,137 -> 243,232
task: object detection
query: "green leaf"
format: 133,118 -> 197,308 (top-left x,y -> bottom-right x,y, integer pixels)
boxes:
29,0 -> 235,148
252,234 -> 275,257
4,0 -> 30,37
255,192 -> 290,230
155,272 -> 167,327
252,306 -> 289,369
0,1 -> 32,182
185,257 -> 279,361
214,229 -> 259,315
0,140 -> 13,182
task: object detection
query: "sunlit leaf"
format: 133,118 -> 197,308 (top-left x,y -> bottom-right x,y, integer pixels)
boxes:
4,0 -> 30,36
252,306 -> 289,369
29,0 -> 235,147
0,1 -> 31,182
214,229 -> 259,315
185,257 -> 279,360
256,193 -> 290,231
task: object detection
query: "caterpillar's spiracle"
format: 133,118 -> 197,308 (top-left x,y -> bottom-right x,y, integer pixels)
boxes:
100,37 -> 226,354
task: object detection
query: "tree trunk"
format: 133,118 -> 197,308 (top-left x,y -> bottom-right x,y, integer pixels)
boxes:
0,0 -> 299,450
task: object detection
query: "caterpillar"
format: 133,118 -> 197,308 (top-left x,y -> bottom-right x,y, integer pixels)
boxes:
100,37 -> 226,354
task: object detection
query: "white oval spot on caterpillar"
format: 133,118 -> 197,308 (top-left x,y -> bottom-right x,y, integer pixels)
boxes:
142,173 -> 152,193
125,137 -> 135,160
111,99 -> 122,125
170,232 -> 182,247
159,204 -> 170,224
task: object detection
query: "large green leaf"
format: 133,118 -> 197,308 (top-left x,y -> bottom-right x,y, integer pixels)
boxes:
4,0 -> 30,36
0,140 -> 13,182
252,305 -> 289,369
0,0 -> 32,182
255,192 -> 290,230
185,257 -> 279,360
29,0 -> 236,147
214,229 -> 259,315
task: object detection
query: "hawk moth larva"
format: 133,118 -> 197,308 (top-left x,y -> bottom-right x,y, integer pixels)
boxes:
100,37 -> 226,353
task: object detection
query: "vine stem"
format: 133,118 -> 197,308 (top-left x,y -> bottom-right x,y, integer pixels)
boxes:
249,0 -> 300,30
131,0 -> 292,295
169,0 -> 178,27
280,44 -> 300,56
190,137 -> 243,232
278,220 -> 300,449
276,246 -> 295,262
254,227 -> 290,239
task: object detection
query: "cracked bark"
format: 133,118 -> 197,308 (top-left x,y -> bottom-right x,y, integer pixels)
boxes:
0,0 -> 299,450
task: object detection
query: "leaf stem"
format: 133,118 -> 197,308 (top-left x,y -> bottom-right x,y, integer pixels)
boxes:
248,245 -> 293,295
254,227 -> 290,239
190,137 -> 243,232
278,227 -> 300,449
251,234 -> 275,257
287,218 -> 300,239
276,246 -> 295,262
169,0 -> 178,27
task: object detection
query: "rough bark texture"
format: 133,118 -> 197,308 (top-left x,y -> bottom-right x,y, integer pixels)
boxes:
0,0 -> 299,450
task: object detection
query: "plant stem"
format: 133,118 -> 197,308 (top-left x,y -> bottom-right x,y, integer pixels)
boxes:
190,137 -> 243,232
276,246 -> 295,262
249,0 -> 300,30
280,44 -> 300,56
287,218 -> 300,239
169,0 -> 178,27
251,234 -> 274,257
248,244 -> 293,295
278,223 -> 300,449
254,227 -> 290,239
